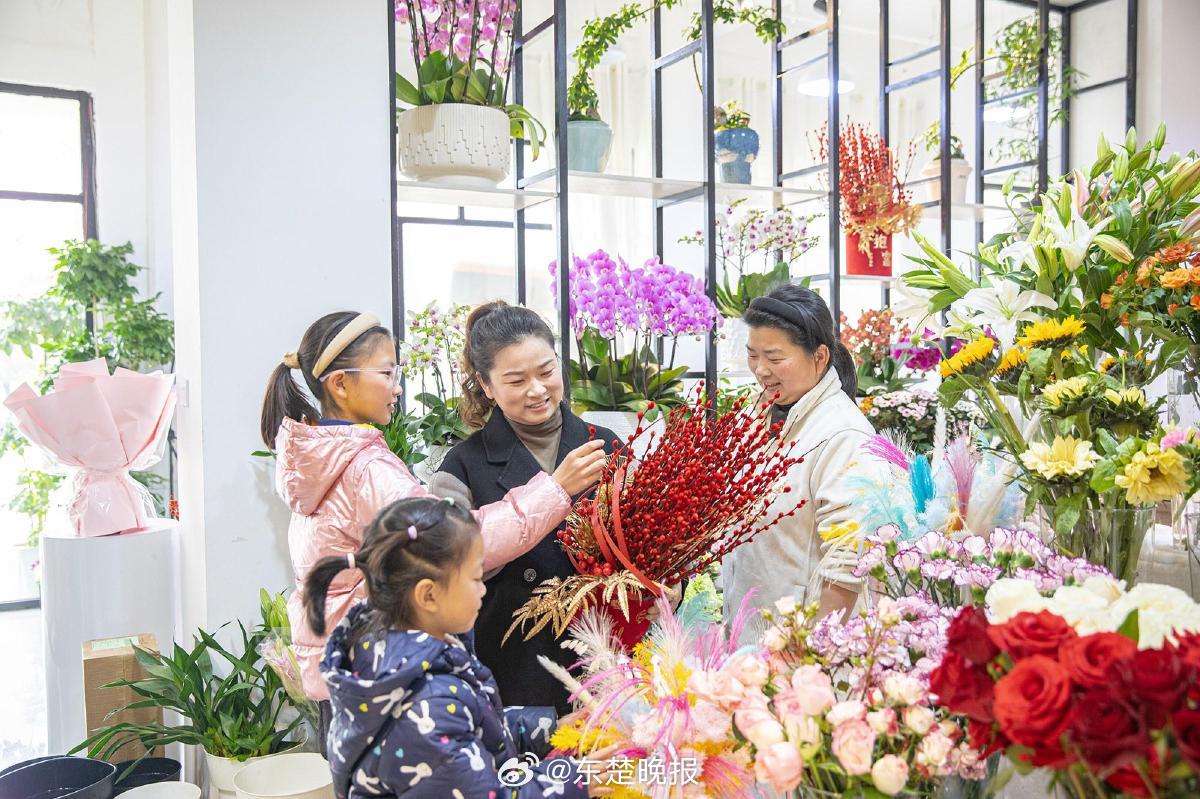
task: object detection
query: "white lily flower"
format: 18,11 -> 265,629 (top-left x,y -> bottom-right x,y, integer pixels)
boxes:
957,281 -> 1058,348
890,281 -> 942,334
1041,202 -> 1113,272
997,238 -> 1038,272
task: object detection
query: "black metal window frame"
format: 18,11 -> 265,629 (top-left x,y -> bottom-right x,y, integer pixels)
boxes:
0,81 -> 98,614
0,81 -> 99,240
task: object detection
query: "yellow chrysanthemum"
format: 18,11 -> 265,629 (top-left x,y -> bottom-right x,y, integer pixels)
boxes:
1115,444 -> 1190,505
1099,356 -> 1118,373
1019,436 -> 1101,480
550,721 -> 624,754
1104,387 -> 1147,408
1041,375 -> 1091,409
859,395 -> 875,414
995,346 -> 1029,377
1016,316 -> 1087,350
940,337 -> 997,378
820,521 -> 861,546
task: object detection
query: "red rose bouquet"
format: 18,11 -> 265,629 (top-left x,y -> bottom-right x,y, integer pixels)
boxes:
931,599 -> 1200,798
507,386 -> 807,648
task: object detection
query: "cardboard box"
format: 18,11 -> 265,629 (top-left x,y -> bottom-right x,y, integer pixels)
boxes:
82,634 -> 163,760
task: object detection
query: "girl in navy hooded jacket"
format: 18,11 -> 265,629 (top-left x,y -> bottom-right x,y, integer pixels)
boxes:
305,496 -> 616,799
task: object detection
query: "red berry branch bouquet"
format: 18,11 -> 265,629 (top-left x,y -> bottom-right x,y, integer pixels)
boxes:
506,386 -> 808,648
814,122 -> 921,269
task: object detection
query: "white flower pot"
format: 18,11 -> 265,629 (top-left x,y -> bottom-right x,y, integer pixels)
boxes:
15,545 -> 40,598
920,157 -> 972,204
412,443 -> 452,485
121,783 -> 202,799
580,411 -> 666,460
232,753 -> 332,799
397,104 -> 511,186
203,741 -> 304,799
718,317 -> 752,375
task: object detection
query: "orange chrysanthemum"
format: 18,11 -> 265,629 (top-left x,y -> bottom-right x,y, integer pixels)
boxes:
1169,303 -> 1183,315
1156,242 -> 1194,265
1192,294 -> 1200,310
1101,293 -> 1114,310
1114,272 -> 1129,287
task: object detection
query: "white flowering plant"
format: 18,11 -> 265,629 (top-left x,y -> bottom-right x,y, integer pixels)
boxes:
398,301 -> 473,448
680,198 -> 819,318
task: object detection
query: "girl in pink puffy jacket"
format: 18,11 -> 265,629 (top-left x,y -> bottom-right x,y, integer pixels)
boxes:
259,311 -> 606,753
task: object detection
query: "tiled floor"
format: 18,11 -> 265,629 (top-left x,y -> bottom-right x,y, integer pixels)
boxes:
0,609 -> 47,771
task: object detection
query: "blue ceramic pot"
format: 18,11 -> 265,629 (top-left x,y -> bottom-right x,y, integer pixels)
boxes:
567,120 -> 613,173
715,126 -> 759,184
0,756 -> 117,799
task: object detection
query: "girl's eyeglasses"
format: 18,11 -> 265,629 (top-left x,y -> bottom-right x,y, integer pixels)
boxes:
320,366 -> 402,387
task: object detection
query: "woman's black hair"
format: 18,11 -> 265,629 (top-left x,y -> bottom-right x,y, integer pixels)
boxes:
259,311 -> 391,448
303,496 -> 479,639
459,300 -> 556,428
743,284 -> 858,400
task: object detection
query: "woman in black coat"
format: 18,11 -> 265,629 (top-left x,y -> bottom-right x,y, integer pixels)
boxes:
429,301 -> 617,713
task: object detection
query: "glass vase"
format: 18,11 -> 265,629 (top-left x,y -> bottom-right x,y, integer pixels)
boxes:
1043,506 -> 1155,585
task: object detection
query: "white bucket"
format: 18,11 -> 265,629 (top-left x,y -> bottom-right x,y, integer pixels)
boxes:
119,782 -> 202,799
232,753 -> 333,799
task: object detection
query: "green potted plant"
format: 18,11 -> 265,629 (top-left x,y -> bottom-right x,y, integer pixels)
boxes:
919,125 -> 972,205
72,592 -> 311,799
394,0 -> 546,186
0,239 -> 173,555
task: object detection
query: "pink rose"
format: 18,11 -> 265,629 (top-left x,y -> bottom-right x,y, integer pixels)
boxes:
871,754 -> 911,796
754,742 -> 804,793
776,665 -> 836,719
763,627 -> 788,652
727,653 -> 770,690
690,699 -> 732,741
883,673 -> 926,706
916,731 -> 956,775
735,696 -> 785,749
866,708 -> 899,736
826,700 -> 868,727
902,705 -> 936,735
831,719 -> 877,776
687,668 -> 745,708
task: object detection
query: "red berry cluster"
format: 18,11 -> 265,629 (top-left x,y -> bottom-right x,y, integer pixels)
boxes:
560,385 -> 808,591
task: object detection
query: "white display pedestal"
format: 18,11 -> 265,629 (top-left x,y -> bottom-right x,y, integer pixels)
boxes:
41,520 -> 181,754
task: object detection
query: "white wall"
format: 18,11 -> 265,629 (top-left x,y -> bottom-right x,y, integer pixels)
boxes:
0,0 -> 173,309
169,0 -> 394,632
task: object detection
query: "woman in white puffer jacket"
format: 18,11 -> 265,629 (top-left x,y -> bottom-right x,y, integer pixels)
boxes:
721,285 -> 878,638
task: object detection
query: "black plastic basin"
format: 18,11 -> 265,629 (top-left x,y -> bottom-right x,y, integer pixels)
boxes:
111,759 -> 181,795
0,756 -> 117,799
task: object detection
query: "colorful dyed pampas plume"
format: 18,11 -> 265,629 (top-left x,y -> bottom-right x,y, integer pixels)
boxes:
507,386 -> 807,646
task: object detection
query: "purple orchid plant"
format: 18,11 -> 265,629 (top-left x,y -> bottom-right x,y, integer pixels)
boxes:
549,250 -> 719,415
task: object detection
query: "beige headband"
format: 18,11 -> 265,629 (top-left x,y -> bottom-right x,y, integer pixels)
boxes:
281,313 -> 382,378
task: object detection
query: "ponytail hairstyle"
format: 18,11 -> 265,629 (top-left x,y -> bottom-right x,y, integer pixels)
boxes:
743,284 -> 858,400
303,496 -> 478,639
259,311 -> 391,448
459,300 -> 556,429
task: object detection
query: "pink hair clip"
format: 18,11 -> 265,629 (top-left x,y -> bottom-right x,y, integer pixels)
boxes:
407,525 -> 418,540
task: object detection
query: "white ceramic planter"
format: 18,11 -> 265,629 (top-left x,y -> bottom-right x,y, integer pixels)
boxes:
15,544 -> 39,598
580,411 -> 666,459
412,443 -> 452,485
121,783 -> 202,799
233,753 -> 333,799
920,157 -> 972,204
397,104 -> 511,186
204,741 -> 304,799
717,317 -> 752,375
